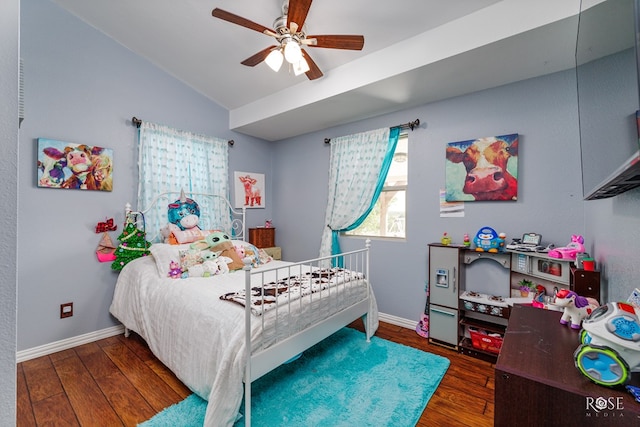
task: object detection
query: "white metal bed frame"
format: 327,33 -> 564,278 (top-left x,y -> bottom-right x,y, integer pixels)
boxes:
121,192 -> 374,426
125,190 -> 247,242
242,243 -> 373,425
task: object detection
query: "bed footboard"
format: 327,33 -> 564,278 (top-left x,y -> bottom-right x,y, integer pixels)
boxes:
242,240 -> 372,426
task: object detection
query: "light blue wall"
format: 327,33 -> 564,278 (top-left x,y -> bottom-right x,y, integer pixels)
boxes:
17,0 -> 272,351
586,189 -> 640,303
576,47 -> 640,304
272,69 -> 585,321
0,0 -> 19,420
15,0 -> 640,358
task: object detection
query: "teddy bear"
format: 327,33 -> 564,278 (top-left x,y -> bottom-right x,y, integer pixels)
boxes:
168,260 -> 182,279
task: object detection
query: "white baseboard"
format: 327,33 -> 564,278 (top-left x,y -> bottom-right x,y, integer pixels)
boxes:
16,313 -> 417,363
17,325 -> 125,363
378,312 -> 418,330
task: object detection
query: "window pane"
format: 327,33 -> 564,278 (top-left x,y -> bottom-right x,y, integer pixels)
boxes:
347,190 -> 406,238
346,133 -> 407,239
387,136 -> 408,186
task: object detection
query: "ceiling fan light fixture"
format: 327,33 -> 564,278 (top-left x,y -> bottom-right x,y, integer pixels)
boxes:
293,57 -> 310,76
265,48 -> 284,72
283,39 -> 302,64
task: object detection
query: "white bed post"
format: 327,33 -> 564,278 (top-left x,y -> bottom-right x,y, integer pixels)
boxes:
243,259 -> 252,427
241,206 -> 246,240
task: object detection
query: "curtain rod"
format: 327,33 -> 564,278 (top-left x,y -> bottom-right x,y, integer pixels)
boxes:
131,116 -> 235,146
323,119 -> 420,144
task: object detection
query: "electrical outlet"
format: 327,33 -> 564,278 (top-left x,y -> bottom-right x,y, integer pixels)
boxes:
60,302 -> 73,318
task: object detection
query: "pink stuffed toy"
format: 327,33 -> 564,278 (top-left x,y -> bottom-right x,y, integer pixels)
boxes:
168,260 -> 182,279
234,245 -> 246,259
548,234 -> 585,260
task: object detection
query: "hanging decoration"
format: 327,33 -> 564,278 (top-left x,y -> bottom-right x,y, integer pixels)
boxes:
111,214 -> 151,271
95,217 -> 117,263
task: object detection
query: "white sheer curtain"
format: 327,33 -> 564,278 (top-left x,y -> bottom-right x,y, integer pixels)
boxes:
319,127 -> 398,259
137,121 -> 229,240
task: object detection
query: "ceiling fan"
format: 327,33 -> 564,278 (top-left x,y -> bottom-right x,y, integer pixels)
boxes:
212,0 -> 365,80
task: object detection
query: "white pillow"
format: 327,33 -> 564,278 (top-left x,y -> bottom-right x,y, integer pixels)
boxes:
149,243 -> 191,277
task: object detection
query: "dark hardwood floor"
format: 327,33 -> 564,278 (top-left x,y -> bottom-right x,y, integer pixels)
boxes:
17,321 -> 494,426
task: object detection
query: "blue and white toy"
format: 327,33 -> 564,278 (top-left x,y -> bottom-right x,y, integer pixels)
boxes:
574,301 -> 640,387
167,191 -> 201,231
473,226 -> 505,253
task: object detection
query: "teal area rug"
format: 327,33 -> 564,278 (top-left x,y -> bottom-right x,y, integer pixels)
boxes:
140,327 -> 450,427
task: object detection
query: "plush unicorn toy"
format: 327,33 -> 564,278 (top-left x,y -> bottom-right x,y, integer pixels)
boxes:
554,289 -> 599,329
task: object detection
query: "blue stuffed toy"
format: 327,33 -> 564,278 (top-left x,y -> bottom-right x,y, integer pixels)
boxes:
473,226 -> 505,253
167,195 -> 201,231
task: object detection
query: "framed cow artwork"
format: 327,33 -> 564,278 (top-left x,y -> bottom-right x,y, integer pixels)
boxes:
234,171 -> 265,209
445,133 -> 519,202
37,138 -> 113,191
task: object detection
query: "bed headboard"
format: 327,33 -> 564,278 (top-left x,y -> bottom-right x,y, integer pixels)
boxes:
124,191 -> 246,242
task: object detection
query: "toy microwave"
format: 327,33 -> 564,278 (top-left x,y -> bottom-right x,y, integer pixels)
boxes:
511,252 -> 571,284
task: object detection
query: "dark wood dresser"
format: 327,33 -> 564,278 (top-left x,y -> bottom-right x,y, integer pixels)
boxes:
495,304 -> 640,426
248,227 -> 275,248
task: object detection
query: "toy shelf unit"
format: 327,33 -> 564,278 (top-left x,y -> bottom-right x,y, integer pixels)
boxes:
428,244 -> 511,363
458,251 -> 511,363
507,250 -> 600,303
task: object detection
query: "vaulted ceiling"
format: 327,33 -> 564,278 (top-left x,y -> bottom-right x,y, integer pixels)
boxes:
52,0 -> 583,140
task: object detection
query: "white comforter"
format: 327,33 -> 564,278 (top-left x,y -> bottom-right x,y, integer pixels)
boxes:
109,255 -> 378,426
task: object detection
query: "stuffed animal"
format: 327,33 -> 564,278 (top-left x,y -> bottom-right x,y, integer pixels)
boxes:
191,231 -> 244,271
161,192 -> 210,244
554,289 -> 599,329
167,193 -> 201,231
187,255 -> 232,277
168,260 -> 182,279
234,244 -> 259,267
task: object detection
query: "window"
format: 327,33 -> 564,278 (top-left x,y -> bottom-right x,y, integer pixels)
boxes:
346,133 -> 408,238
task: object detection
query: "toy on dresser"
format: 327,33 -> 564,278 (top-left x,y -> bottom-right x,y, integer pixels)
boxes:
554,289 -> 599,329
548,234 -> 584,260
574,301 -> 640,387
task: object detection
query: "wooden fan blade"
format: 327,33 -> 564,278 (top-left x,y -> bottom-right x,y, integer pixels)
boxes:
287,0 -> 313,32
212,8 -> 274,36
301,49 -> 323,80
241,46 -> 278,67
305,35 -> 365,50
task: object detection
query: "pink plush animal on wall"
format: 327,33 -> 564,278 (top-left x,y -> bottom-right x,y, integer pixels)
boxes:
554,289 -> 599,329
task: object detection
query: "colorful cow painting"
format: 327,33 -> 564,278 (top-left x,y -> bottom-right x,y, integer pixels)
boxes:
445,134 -> 518,201
37,138 -> 113,191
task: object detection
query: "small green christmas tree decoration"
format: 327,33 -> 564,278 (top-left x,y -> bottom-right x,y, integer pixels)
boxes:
111,221 -> 151,271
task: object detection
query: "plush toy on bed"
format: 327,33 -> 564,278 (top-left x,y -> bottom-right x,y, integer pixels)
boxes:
167,192 -> 201,231
234,244 -> 259,267
160,192 -> 202,242
168,260 -> 182,279
187,255 -> 232,277
191,231 -> 244,271
161,192 -> 218,245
